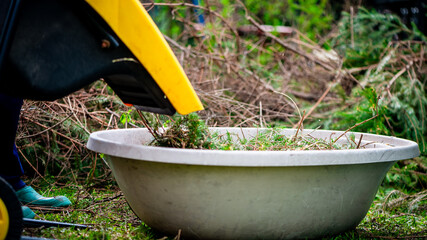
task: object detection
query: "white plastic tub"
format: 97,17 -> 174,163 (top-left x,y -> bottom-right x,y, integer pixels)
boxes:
87,128 -> 419,239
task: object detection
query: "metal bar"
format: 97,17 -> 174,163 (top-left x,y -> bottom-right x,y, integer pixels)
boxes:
21,236 -> 53,240
23,218 -> 88,229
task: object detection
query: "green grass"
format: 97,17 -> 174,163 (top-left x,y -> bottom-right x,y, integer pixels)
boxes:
22,184 -> 157,240
21,174 -> 427,240
356,189 -> 427,239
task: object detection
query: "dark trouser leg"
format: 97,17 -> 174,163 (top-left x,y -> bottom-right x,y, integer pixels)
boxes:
0,94 -> 71,208
0,93 -> 25,190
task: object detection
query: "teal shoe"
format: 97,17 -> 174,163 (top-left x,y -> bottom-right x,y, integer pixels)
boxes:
16,186 -> 71,208
22,206 -> 35,219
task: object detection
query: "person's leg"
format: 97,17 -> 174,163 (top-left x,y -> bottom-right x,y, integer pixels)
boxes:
0,93 -> 35,217
0,93 -> 25,190
0,93 -> 71,211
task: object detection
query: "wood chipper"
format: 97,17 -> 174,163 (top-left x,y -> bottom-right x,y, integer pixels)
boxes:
0,0 -> 203,239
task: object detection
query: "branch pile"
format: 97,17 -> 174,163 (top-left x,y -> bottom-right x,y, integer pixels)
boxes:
15,2 -> 426,184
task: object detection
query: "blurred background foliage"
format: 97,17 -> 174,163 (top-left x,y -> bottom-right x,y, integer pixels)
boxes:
17,0 -> 427,194
15,1 -> 427,238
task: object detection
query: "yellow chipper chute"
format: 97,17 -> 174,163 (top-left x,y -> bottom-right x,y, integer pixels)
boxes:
0,0 -> 203,238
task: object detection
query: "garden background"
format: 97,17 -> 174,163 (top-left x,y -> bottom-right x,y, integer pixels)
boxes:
20,0 -> 426,239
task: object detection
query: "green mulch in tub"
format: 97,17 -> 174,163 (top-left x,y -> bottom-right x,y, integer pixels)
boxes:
142,113 -> 359,151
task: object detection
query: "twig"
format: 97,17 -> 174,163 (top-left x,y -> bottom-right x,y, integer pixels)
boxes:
144,0 -> 155,12
293,110 -> 306,141
246,16 -> 335,71
27,206 -> 71,212
136,110 -> 160,140
356,134 -> 363,149
173,229 -> 182,240
17,148 -> 49,183
141,2 -> 241,52
18,113 -> 73,139
369,234 -> 427,239
332,114 -> 378,144
387,67 -> 407,91
269,89 -> 301,121
304,81 -> 334,120
350,6 -> 355,48
259,101 -> 263,128
22,115 -> 86,148
84,193 -> 124,210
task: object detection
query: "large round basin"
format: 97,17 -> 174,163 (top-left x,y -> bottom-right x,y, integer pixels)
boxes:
87,128 -> 419,239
